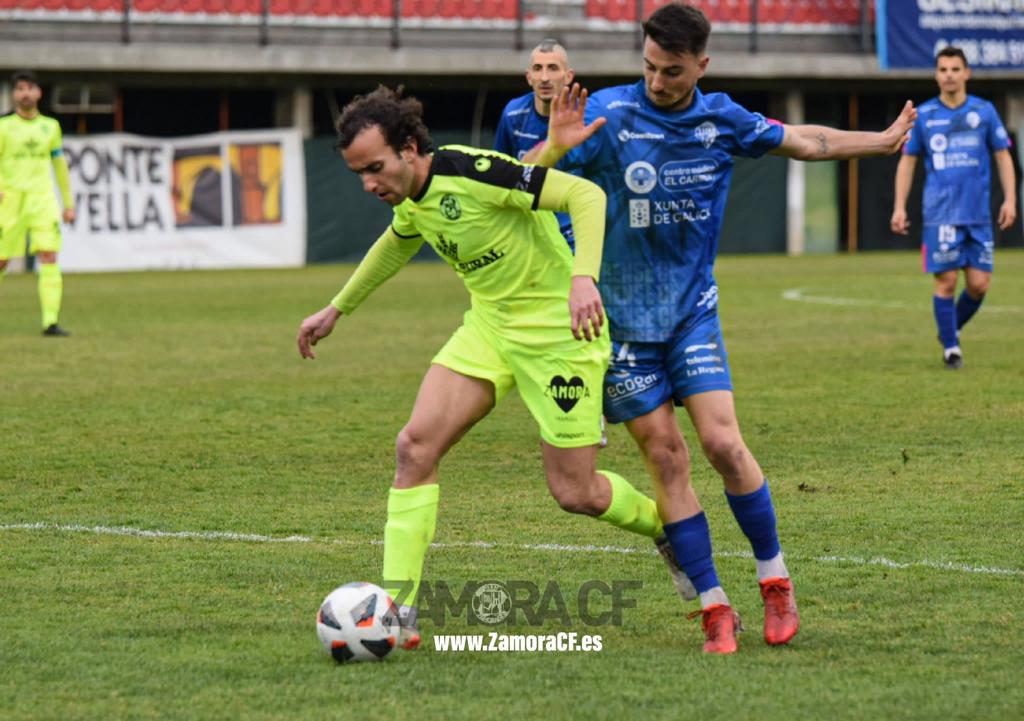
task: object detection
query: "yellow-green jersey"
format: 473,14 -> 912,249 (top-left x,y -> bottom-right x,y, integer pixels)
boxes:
0,112 -> 73,208
333,145 -> 605,344
394,146 -> 575,338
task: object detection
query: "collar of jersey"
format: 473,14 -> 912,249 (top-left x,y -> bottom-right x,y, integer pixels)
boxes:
410,154 -> 436,204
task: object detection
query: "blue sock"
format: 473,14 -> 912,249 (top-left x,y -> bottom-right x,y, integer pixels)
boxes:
726,481 -> 781,561
933,295 -> 957,349
955,290 -> 983,330
662,511 -> 720,593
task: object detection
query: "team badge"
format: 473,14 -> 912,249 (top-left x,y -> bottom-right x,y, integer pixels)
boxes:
440,193 -> 461,220
966,111 -> 980,129
624,161 -> 657,194
695,121 -> 719,149
547,375 -> 588,413
474,157 -> 492,172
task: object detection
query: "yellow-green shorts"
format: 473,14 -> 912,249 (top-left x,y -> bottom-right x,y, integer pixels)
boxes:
0,190 -> 62,259
433,309 -> 610,448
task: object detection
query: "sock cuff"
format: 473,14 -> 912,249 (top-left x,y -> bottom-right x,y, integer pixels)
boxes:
725,479 -> 770,507
387,484 -> 439,513
663,510 -> 708,535
595,470 -> 626,520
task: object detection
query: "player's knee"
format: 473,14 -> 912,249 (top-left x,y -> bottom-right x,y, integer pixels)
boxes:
967,279 -> 990,297
638,433 -> 689,481
394,425 -> 438,474
547,473 -> 602,516
700,433 -> 747,474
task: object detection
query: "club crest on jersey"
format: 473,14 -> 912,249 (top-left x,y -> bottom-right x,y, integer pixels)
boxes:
966,111 -> 980,129
436,233 -> 459,261
440,194 -> 461,220
624,161 -> 657,194
546,375 -> 589,413
695,121 -> 719,149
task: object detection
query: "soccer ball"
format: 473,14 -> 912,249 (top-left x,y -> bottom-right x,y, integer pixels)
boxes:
316,582 -> 400,663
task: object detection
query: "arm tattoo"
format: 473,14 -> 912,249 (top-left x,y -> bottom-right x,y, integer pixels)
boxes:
815,132 -> 829,157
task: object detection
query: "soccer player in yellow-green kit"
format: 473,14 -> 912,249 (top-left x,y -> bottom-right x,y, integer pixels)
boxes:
297,86 -> 692,650
0,70 -> 76,336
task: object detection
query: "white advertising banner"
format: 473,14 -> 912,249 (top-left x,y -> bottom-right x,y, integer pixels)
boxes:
60,129 -> 306,272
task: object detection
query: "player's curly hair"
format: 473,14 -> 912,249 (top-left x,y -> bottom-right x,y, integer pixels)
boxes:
642,2 -> 711,57
335,85 -> 434,156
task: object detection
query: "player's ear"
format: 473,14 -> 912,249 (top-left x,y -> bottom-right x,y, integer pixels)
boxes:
566,68 -> 575,84
402,137 -> 418,160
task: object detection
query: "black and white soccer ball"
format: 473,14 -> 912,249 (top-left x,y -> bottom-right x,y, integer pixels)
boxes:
316,582 -> 400,663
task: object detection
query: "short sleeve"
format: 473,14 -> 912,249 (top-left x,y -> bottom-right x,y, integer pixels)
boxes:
724,101 -> 784,158
903,113 -> 925,156
986,102 -> 1011,153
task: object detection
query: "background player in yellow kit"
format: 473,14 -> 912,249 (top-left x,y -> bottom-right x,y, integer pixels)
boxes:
0,70 -> 76,336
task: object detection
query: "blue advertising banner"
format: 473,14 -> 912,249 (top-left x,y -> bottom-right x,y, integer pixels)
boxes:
877,0 -> 1024,69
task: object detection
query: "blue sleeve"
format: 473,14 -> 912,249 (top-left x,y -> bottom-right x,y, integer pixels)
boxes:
493,112 -> 513,154
986,103 -> 1011,153
904,113 -> 925,156
725,101 -> 784,158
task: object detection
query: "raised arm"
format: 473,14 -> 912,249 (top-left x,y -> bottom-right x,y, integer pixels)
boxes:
891,153 -> 918,235
994,148 -> 1017,230
522,84 -> 606,167
297,226 -> 423,358
772,100 -> 917,161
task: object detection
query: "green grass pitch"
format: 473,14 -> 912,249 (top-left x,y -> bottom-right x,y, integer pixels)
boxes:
1,251 -> 1022,721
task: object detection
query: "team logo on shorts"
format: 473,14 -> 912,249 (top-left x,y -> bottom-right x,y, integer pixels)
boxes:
440,194 -> 461,220
547,375 -> 589,413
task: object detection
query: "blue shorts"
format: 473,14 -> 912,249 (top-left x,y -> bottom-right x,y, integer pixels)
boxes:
921,224 -> 993,274
603,314 -> 732,424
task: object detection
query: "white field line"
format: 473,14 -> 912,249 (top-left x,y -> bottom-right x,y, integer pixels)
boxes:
782,288 -> 1024,314
2,521 -> 1022,578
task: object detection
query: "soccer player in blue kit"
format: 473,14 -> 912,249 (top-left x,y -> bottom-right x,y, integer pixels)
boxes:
526,2 -> 917,653
891,46 -> 1016,370
494,39 -> 577,249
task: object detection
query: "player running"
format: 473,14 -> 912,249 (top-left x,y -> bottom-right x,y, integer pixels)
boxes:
891,46 -> 1016,370
296,86 -> 688,649
526,3 -> 917,652
0,70 -> 76,336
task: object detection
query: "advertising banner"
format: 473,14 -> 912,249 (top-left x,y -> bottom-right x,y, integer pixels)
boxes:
60,129 -> 306,272
877,0 -> 1024,69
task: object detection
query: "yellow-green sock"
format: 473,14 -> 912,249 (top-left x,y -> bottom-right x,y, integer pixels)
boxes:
37,262 -> 63,328
597,470 -> 664,538
382,484 -> 439,610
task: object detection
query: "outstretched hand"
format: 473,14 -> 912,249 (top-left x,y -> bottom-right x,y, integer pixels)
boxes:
884,100 -> 918,154
569,275 -> 605,342
297,304 -> 341,359
548,83 -> 607,155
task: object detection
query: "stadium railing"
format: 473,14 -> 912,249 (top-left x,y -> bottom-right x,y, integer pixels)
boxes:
1,0 -> 875,49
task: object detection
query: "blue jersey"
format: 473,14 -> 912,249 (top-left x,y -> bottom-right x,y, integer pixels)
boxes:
494,92 -> 575,247
904,95 -> 1010,226
562,82 -> 784,342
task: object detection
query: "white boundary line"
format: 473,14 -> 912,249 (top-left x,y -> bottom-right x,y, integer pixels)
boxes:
782,288 -> 1024,314
2,521 -> 1021,578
